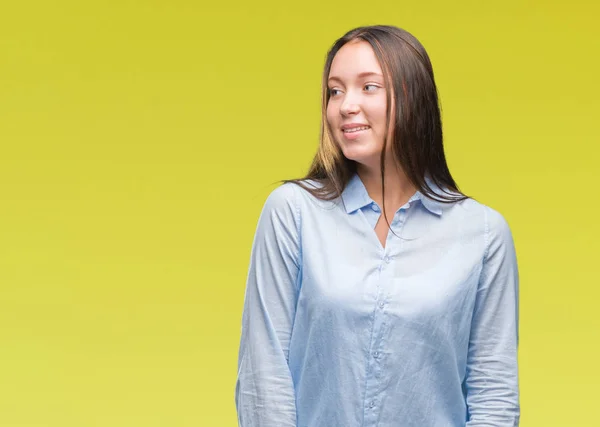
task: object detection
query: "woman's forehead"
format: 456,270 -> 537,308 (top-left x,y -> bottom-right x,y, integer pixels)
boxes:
329,41 -> 383,81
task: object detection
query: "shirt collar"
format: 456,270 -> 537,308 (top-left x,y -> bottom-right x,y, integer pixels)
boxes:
341,173 -> 446,216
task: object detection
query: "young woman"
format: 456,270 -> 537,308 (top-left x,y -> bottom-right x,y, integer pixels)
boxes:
235,25 -> 520,427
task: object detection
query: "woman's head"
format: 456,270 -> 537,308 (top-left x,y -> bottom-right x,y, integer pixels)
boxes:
285,25 -> 467,205
326,39 -> 393,171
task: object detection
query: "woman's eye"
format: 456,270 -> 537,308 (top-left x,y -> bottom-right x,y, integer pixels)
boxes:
364,84 -> 379,92
329,88 -> 341,96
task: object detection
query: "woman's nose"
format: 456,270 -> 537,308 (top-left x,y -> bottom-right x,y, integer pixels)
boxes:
339,87 -> 363,115
340,98 -> 360,115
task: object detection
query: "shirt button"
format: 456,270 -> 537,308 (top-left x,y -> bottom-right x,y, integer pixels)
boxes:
378,301 -> 384,308
384,256 -> 392,263
369,401 -> 375,408
371,204 -> 380,212
373,351 -> 380,358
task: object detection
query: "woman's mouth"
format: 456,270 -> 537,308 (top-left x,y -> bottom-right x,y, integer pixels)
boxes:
342,125 -> 370,139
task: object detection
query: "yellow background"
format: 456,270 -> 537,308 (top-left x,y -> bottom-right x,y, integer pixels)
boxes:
1,1 -> 598,425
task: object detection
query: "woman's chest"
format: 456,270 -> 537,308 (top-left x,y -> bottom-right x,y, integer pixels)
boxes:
297,209 -> 486,323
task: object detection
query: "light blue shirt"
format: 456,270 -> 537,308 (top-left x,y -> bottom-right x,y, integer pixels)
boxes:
235,173 -> 520,427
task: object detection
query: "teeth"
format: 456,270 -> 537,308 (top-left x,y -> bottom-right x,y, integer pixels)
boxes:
343,126 -> 370,133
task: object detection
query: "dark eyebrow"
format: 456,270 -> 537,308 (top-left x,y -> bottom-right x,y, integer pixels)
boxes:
327,71 -> 383,83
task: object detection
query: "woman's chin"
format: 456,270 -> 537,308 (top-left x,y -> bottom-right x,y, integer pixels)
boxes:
340,147 -> 381,165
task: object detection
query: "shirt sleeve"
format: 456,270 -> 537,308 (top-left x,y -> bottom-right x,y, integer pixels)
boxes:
235,183 -> 301,427
465,206 -> 520,426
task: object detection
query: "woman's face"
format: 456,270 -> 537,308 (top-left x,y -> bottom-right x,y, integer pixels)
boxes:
326,40 -> 394,169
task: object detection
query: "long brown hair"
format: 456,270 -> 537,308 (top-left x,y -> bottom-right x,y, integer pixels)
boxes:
281,25 -> 469,225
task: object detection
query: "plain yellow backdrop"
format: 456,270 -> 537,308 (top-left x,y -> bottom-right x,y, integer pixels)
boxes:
1,0 -> 598,425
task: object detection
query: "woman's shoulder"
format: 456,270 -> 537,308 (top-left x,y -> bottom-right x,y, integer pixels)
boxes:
455,196 -> 509,222
264,179 -> 338,217
261,182 -> 299,213
262,179 -> 321,208
452,196 -> 515,245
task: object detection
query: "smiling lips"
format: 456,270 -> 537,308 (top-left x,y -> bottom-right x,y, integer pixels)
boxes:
343,125 -> 370,133
341,122 -> 370,131
341,125 -> 371,140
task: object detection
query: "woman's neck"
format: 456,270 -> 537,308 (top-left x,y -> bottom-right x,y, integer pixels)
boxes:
356,162 -> 417,210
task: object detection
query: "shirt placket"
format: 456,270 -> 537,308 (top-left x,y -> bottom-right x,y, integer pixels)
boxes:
362,209 -> 408,426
